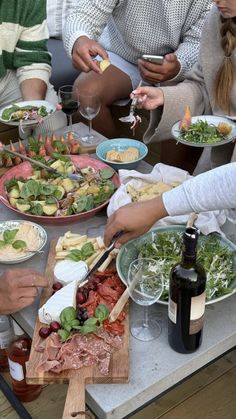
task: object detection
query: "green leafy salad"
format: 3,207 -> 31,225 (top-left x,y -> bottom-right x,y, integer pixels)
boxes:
4,156 -> 116,217
1,104 -> 50,121
179,120 -> 231,144
138,231 -> 236,302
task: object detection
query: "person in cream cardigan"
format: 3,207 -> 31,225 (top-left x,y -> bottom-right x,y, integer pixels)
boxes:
131,1 -> 236,169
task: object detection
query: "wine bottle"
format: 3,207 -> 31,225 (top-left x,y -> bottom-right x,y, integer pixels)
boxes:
168,227 -> 206,353
7,323 -> 42,402
0,315 -> 14,372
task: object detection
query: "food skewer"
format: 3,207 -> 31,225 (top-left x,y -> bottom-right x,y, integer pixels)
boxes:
0,142 -> 84,181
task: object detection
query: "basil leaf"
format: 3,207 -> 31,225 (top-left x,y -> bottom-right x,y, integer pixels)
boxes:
0,240 -> 6,248
12,240 -> 27,250
80,324 -> 97,335
99,168 -> 115,180
20,179 -> 40,199
31,203 -> 44,216
2,105 -> 20,120
57,329 -> 70,342
66,249 -> 83,262
83,317 -> 98,326
81,242 -> 95,258
3,229 -> 18,244
95,304 -> 109,322
40,184 -> 57,195
71,319 -> 80,327
51,153 -> 70,162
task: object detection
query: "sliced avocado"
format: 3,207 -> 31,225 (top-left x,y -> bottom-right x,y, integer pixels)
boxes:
16,202 -> 31,212
61,178 -> 74,192
9,187 -> 20,199
17,181 -> 25,191
9,197 -> 17,208
42,204 -> 57,215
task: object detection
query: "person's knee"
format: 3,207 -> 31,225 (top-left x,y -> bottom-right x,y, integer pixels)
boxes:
74,74 -> 112,107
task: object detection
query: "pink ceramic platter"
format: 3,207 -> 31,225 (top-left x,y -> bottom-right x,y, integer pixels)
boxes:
0,155 -> 120,224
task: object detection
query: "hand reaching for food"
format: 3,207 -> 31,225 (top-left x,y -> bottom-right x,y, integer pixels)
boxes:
138,53 -> 180,84
130,86 -> 164,110
72,36 -> 108,74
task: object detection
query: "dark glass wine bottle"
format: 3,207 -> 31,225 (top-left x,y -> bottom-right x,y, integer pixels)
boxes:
168,227 -> 206,353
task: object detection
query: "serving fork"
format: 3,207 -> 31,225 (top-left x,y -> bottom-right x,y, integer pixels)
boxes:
0,142 -> 84,181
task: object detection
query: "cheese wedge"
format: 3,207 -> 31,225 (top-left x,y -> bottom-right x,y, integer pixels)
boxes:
54,260 -> 88,285
100,59 -> 111,72
38,279 -> 78,324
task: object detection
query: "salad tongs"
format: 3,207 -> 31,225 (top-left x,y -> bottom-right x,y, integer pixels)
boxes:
0,142 -> 84,182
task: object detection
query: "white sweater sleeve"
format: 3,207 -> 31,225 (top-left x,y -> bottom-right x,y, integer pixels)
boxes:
162,163 -> 236,215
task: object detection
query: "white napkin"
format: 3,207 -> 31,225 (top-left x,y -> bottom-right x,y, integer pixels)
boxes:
107,163 -> 227,235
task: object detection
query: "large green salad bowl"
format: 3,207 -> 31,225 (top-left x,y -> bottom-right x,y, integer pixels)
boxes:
116,225 -> 236,305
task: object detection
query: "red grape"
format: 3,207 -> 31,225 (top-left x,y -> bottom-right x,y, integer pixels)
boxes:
52,281 -> 63,291
50,321 -> 61,332
76,291 -> 86,305
39,327 -> 51,339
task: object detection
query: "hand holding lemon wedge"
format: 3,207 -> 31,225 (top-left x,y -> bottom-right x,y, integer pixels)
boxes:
99,59 -> 111,72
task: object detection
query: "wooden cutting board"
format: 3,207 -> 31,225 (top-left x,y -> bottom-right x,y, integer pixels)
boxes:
26,240 -> 129,419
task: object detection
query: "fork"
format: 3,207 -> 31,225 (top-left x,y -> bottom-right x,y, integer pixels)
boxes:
119,80 -> 143,124
0,143 -> 84,182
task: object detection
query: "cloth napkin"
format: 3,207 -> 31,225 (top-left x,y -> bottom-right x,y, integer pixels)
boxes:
107,163 -> 227,235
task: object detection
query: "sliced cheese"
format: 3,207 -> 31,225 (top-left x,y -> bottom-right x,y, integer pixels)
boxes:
100,59 -> 111,72
54,260 -> 88,285
38,279 -> 79,324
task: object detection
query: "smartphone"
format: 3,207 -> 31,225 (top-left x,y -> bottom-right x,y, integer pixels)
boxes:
141,54 -> 164,64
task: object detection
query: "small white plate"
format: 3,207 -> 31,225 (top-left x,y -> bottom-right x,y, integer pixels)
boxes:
0,220 -> 47,264
171,115 -> 236,147
0,100 -> 56,126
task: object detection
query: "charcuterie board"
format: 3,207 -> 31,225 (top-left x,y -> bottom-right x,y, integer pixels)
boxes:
26,239 -> 129,419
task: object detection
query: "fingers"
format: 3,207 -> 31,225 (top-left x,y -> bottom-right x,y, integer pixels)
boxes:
17,273 -> 48,288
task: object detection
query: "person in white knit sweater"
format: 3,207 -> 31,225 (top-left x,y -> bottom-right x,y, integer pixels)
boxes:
63,0 -> 211,138
104,162 -> 236,246
130,1 -> 236,169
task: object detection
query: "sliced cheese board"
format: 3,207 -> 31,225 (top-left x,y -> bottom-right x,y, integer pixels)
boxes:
26,239 -> 129,419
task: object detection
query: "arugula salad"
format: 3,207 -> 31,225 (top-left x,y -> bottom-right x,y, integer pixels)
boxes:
138,231 -> 236,302
179,120 -> 232,144
4,156 -> 116,217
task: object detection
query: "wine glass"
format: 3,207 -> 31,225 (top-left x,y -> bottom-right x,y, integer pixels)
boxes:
58,85 -> 79,138
128,258 -> 163,341
78,93 -> 101,144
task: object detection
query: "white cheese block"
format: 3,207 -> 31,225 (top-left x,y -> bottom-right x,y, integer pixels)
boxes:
54,260 -> 88,285
38,279 -> 78,324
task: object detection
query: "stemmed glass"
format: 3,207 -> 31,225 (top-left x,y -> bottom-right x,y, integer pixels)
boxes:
58,85 -> 79,138
78,93 -> 101,144
128,258 -> 163,341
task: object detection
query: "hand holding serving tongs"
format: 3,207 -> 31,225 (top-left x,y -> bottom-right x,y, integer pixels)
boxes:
119,80 -> 142,135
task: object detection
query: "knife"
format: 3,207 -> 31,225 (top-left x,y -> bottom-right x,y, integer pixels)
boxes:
78,231 -> 124,287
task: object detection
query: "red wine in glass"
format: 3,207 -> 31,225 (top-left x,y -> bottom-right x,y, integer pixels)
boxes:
58,85 -> 79,138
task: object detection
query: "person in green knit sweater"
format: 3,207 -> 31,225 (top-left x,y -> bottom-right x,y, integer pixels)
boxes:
0,0 -> 66,133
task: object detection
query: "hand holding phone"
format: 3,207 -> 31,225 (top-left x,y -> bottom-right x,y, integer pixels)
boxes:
141,54 -> 164,65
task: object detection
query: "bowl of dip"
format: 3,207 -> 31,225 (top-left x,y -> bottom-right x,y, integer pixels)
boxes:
0,220 -> 47,264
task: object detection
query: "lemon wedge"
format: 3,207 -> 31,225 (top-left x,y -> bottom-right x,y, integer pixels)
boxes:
100,59 -> 111,72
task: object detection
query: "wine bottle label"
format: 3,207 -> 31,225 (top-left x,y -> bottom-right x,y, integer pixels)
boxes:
0,329 -> 13,349
168,298 -> 177,324
8,359 -> 24,381
189,291 -> 206,335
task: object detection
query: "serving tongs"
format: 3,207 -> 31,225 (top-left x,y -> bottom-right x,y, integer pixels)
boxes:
0,142 -> 84,181
119,81 -> 142,134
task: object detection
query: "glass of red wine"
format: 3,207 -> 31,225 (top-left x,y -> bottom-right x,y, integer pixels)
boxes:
58,85 -> 79,138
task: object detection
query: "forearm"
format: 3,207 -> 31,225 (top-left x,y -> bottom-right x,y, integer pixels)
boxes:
163,163 -> 236,215
63,0 -> 117,55
20,78 -> 47,100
